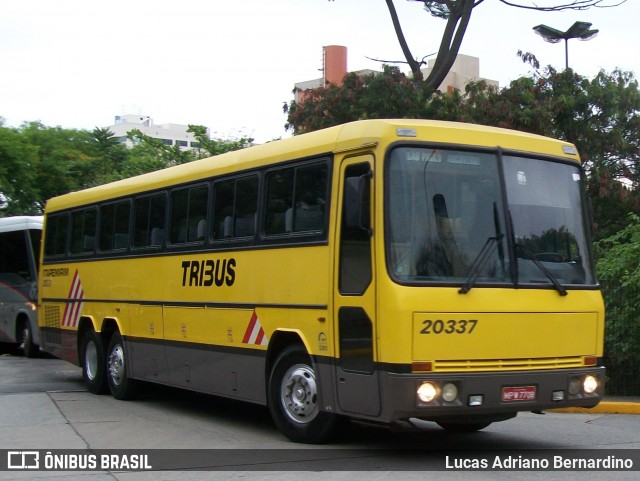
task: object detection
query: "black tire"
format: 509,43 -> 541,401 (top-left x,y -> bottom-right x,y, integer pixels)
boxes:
80,329 -> 107,394
267,345 -> 339,444
106,332 -> 138,400
19,320 -> 39,358
437,422 -> 491,432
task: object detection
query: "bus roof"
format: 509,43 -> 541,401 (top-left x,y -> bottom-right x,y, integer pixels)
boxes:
44,119 -> 580,212
0,216 -> 44,233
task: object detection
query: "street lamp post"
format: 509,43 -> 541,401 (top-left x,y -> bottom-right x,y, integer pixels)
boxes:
533,21 -> 598,69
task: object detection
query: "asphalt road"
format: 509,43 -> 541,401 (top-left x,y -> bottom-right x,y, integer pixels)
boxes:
1,345 -> 639,480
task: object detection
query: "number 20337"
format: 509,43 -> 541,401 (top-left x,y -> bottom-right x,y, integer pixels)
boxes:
420,319 -> 478,335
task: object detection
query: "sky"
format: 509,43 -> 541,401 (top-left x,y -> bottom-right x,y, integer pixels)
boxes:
1,0 -> 639,144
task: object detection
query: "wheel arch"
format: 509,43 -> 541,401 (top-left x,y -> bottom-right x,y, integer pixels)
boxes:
77,316 -> 98,365
14,311 -> 31,341
76,317 -> 121,361
266,330 -> 311,381
100,317 -> 120,345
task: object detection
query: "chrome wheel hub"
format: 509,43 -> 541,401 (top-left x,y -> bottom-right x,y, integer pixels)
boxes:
280,364 -> 319,424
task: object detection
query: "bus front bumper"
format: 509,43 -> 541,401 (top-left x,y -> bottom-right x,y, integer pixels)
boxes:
380,366 -> 605,423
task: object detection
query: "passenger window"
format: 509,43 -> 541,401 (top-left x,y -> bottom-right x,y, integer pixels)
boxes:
0,230 -> 32,283
100,201 -> 131,251
133,193 -> 166,248
264,161 -> 328,236
70,208 -> 97,255
169,185 -> 208,244
265,168 -> 294,235
212,176 -> 258,240
44,213 -> 69,258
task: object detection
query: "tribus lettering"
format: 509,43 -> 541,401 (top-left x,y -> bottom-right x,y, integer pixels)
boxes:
181,258 -> 236,287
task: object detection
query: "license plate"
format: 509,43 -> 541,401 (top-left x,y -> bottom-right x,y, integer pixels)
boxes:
502,385 -> 536,402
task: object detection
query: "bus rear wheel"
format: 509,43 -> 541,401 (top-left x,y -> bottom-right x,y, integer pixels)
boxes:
80,329 -> 107,394
268,345 -> 339,444
18,320 -> 39,358
106,332 -> 138,400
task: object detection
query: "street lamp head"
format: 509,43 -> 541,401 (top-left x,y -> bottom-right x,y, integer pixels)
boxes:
577,29 -> 598,42
533,21 -> 598,42
532,21 -> 598,69
533,24 -> 565,43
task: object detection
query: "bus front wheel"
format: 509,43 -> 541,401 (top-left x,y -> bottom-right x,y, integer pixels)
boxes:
268,345 -> 339,444
106,332 -> 138,400
80,329 -> 107,394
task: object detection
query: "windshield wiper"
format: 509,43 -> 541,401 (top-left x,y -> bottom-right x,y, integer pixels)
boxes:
459,202 -> 504,295
458,235 -> 502,294
516,243 -> 567,296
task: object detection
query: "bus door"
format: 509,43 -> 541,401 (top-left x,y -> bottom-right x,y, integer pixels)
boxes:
334,155 -> 381,417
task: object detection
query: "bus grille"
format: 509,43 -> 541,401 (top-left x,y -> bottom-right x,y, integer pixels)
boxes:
44,304 -> 61,345
434,356 -> 585,372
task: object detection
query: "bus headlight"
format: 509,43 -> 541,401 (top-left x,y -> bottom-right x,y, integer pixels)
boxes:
441,383 -> 458,402
583,375 -> 599,394
417,382 -> 438,403
568,378 -> 581,395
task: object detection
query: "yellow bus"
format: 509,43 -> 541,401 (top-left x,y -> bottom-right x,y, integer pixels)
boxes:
37,119 -> 605,443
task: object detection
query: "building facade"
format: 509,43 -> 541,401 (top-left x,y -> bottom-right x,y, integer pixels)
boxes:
294,46 -> 498,102
106,114 -> 207,150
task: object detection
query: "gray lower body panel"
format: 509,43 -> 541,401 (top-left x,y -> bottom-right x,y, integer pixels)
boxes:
126,337 -> 267,405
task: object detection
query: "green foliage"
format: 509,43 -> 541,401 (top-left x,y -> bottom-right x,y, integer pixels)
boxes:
596,214 -> 640,394
1,121 -> 98,214
187,125 -> 253,157
285,57 -> 640,240
0,122 -> 40,214
285,66 -> 427,134
0,121 -> 252,215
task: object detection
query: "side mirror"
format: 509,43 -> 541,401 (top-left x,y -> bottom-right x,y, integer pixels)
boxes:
344,172 -> 371,233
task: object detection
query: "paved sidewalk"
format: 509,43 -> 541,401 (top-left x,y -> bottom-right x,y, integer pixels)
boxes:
551,397 -> 640,414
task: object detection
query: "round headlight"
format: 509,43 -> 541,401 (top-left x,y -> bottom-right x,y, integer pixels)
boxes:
417,382 -> 438,403
583,375 -> 599,394
442,383 -> 458,402
569,378 -> 581,395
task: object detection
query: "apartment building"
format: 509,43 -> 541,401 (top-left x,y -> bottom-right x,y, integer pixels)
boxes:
294,45 -> 498,101
106,114 -> 207,150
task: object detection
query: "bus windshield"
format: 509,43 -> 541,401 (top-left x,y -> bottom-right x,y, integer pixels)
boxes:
386,147 -> 595,289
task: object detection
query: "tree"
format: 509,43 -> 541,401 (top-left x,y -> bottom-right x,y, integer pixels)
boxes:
90,127 -> 128,182
285,65 -> 426,134
290,0 -> 625,127
1,122 -> 107,214
458,58 -> 640,238
125,125 -> 254,169
385,0 -> 625,97
286,53 -> 640,239
0,121 -> 255,214
0,122 -> 40,215
187,125 -> 253,157
596,213 -> 640,394
126,128 -> 194,166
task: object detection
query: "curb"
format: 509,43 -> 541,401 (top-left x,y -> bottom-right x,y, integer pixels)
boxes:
549,401 -> 640,415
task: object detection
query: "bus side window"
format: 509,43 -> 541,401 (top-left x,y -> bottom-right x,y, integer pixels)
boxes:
70,208 -> 97,255
291,163 -> 327,233
169,185 -> 210,244
265,168 -> 294,235
212,176 -> 258,240
0,230 -> 32,283
99,200 -> 131,251
44,213 -> 69,258
264,161 -> 328,236
133,193 -> 166,248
